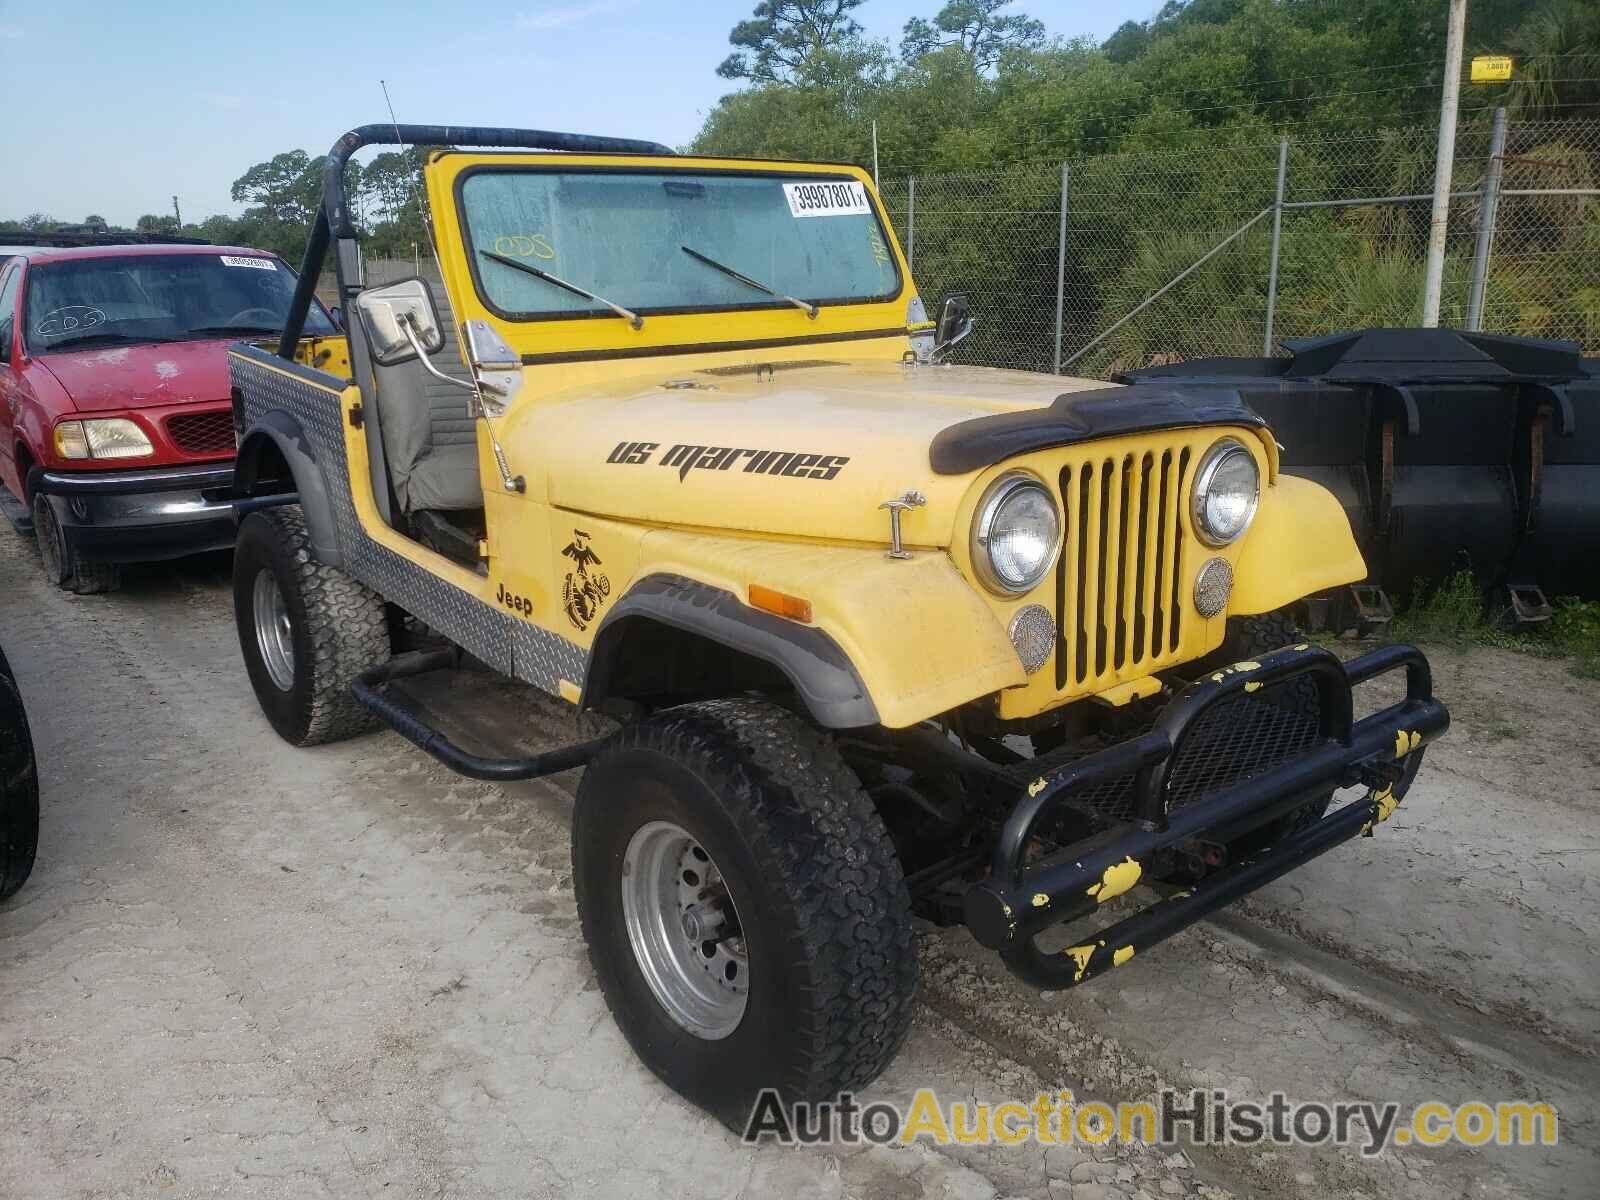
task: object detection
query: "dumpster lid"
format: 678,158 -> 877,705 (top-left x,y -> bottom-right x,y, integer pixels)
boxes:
1279,328 -> 1587,384
1122,329 -> 1593,387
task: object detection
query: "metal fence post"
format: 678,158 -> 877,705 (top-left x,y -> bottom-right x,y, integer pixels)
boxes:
1467,107 -> 1509,332
1263,135 -> 1289,355
906,177 -> 917,277
1053,162 -> 1069,374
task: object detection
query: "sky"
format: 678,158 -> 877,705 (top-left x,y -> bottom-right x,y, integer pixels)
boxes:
0,0 -> 1155,227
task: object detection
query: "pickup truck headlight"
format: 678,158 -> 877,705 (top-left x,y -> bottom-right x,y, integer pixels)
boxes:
972,473 -> 1061,595
53,418 -> 154,461
1190,439 -> 1259,546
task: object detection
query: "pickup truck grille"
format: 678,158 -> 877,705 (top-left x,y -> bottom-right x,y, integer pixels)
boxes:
167,410 -> 236,456
1056,446 -> 1193,690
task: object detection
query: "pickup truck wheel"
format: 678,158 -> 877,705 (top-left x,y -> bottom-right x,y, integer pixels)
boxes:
0,648 -> 39,902
572,698 -> 917,1128
233,506 -> 389,747
31,493 -> 118,595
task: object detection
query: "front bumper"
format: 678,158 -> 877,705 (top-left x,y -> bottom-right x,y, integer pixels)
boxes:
963,642 -> 1449,989
32,464 -> 237,563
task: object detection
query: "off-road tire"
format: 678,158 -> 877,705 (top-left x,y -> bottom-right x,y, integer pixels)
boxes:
0,645 -> 39,902
1207,609 -> 1331,853
572,698 -> 918,1128
32,492 -> 119,595
233,506 -> 389,746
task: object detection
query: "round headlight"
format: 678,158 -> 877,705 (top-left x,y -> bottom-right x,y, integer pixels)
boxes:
972,474 -> 1061,594
1190,439 -> 1260,546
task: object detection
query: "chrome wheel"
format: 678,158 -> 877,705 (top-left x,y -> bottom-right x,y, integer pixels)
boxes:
252,568 -> 296,692
621,820 -> 749,1040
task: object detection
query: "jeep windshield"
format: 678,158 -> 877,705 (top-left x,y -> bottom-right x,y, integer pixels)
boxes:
24,253 -> 334,354
459,169 -> 900,320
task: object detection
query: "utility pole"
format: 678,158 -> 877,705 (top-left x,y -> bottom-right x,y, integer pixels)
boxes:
172,195 -> 183,228
1466,107 -> 1508,331
1421,0 -> 1468,327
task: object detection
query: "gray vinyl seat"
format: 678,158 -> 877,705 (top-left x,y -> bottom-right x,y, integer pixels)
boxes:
372,286 -> 483,514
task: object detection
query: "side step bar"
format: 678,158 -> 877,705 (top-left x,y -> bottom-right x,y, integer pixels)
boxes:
352,650 -> 610,781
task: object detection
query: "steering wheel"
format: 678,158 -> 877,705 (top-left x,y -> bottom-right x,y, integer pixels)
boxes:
223,307 -> 281,327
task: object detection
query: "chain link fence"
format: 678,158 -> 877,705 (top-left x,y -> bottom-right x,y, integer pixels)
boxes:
881,115 -> 1600,379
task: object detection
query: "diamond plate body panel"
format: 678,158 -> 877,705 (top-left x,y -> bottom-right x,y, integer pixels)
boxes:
230,346 -> 587,693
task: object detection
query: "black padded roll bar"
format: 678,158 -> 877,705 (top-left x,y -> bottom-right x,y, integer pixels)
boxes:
278,123 -> 674,359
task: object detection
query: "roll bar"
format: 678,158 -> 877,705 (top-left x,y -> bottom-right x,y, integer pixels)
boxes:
278,123 -> 674,359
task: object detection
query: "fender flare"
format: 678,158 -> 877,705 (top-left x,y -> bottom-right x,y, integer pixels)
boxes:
582,574 -> 879,729
233,411 -> 344,567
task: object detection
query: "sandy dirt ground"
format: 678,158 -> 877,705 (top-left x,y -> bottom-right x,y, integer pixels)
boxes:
0,539 -> 1595,1200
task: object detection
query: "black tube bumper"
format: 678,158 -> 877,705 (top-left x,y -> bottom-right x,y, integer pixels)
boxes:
963,642 -> 1449,990
31,464 -> 237,563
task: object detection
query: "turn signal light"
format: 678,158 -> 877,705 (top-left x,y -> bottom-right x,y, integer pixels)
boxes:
748,584 -> 813,624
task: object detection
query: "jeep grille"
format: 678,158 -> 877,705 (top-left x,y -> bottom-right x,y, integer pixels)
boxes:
1055,446 -> 1193,690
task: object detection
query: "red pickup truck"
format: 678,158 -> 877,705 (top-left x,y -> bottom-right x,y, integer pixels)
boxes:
0,242 -> 335,592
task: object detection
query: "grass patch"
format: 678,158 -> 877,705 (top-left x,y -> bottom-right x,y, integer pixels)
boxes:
1389,570 -> 1600,678
1551,597 -> 1600,678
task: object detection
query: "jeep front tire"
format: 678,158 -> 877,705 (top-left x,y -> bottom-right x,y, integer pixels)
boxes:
0,645 -> 39,902
233,506 -> 389,746
572,698 -> 918,1128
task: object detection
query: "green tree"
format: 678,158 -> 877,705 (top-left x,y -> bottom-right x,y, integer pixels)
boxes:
901,1 -> 1046,73
718,0 -> 868,84
230,150 -> 320,225
1502,0 -> 1600,117
135,214 -> 179,236
82,214 -> 108,231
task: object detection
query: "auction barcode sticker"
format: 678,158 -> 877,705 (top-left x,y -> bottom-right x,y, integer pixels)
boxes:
783,180 -> 872,218
220,255 -> 275,270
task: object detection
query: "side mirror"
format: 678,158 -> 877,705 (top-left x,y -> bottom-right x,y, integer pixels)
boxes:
933,293 -> 974,360
355,278 -> 445,366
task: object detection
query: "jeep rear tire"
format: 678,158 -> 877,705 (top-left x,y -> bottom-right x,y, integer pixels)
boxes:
32,493 -> 119,595
233,506 -> 389,746
0,645 -> 39,902
572,698 -> 918,1128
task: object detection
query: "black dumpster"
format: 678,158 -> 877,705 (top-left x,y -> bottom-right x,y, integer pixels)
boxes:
1122,330 -> 1600,616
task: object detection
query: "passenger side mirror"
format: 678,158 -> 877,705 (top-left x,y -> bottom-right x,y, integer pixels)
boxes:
355,278 -> 445,367
933,293 -> 974,361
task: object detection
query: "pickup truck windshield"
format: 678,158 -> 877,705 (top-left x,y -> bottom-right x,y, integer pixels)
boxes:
24,253 -> 333,353
460,170 -> 901,320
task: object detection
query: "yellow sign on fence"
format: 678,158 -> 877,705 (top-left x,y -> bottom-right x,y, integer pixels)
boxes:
1471,55 -> 1514,83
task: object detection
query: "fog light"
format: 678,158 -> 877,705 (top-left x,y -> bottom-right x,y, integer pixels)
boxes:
1194,557 -> 1233,618
1008,604 -> 1054,674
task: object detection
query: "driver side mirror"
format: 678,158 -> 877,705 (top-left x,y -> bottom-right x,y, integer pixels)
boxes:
355,278 -> 445,367
934,293 -> 974,360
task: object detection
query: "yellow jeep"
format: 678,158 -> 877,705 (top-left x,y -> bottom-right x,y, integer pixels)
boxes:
228,124 -> 1449,1125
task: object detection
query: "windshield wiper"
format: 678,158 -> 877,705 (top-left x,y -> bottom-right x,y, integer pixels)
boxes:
680,246 -> 818,319
479,251 -> 643,330
39,332 -> 161,351
184,324 -> 283,337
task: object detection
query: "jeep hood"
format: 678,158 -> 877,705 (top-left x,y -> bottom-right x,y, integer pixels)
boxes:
35,338 -> 234,413
530,361 -> 1109,547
